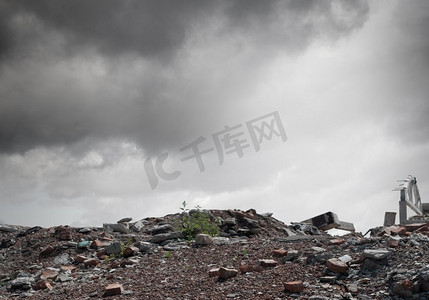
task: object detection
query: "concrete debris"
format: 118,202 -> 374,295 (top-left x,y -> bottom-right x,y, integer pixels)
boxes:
301,211 -> 355,232
130,219 -> 148,232
363,248 -> 392,260
1,208 -> 429,299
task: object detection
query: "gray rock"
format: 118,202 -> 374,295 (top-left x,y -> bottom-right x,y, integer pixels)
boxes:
237,228 -> 251,236
163,242 -> 188,251
56,273 -> 73,282
313,251 -> 333,263
149,224 -> 174,235
338,254 -> 353,263
150,232 -> 183,244
131,220 -> 148,232
283,228 -> 297,237
311,246 -> 326,253
103,223 -> 129,234
260,212 -> 273,217
392,280 -> 413,298
212,237 -> 231,245
10,277 -> 34,290
137,241 -> 153,253
105,242 -> 122,255
195,234 -> 213,245
243,217 -> 259,228
77,227 -> 92,233
283,250 -> 300,262
347,283 -> 359,293
117,217 -> 132,223
53,253 -> 72,265
223,218 -> 237,226
319,276 -> 337,283
0,226 -> 17,232
363,249 -> 392,260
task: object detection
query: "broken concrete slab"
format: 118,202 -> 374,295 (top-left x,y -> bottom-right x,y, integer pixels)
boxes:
384,212 -> 397,227
338,221 -> 356,232
301,212 -> 341,231
301,211 -> 355,232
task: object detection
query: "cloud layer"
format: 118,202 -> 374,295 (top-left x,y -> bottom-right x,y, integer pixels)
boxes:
0,1 -> 428,232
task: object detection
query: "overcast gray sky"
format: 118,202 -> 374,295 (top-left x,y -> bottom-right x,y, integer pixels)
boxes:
0,0 -> 428,232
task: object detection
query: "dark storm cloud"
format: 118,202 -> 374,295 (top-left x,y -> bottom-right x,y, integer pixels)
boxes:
0,0 -> 370,154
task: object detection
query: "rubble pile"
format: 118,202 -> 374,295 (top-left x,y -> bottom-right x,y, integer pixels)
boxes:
0,209 -> 429,299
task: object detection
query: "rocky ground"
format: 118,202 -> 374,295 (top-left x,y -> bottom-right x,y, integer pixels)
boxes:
1,208 -> 429,299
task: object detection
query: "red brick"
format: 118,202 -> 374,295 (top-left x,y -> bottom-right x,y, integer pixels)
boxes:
40,245 -> 55,256
389,239 -> 399,248
123,246 -> 139,258
75,255 -> 87,263
259,259 -> 278,268
239,264 -> 254,273
84,258 -> 98,267
415,225 -> 429,233
284,281 -> 304,293
405,223 -> 426,232
60,265 -> 77,273
91,239 -> 105,248
218,267 -> 238,279
33,281 -> 53,291
40,269 -> 58,281
103,283 -> 124,297
326,258 -> 349,274
272,249 -> 288,257
329,238 -> 345,245
96,249 -> 106,258
208,268 -> 219,277
389,226 -> 406,235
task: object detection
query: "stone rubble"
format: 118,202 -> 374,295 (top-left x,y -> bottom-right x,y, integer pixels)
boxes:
0,208 -> 428,299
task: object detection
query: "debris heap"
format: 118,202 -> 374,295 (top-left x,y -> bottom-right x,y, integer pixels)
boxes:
1,209 -> 429,299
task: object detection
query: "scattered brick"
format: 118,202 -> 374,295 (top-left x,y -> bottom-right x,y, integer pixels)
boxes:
75,255 -> 87,263
39,245 -> 55,256
389,226 -> 406,235
91,239 -> 105,248
405,223 -> 426,232
259,259 -> 277,268
103,283 -> 124,297
33,281 -> 53,291
208,268 -> 219,277
389,239 -> 399,248
84,258 -> 98,267
329,238 -> 345,245
239,264 -> 254,274
123,246 -> 139,258
272,249 -> 288,257
284,281 -> 304,293
40,269 -> 58,281
326,258 -> 349,274
218,267 -> 238,279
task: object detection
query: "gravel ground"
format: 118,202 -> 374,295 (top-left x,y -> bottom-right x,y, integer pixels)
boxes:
1,210 -> 429,299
